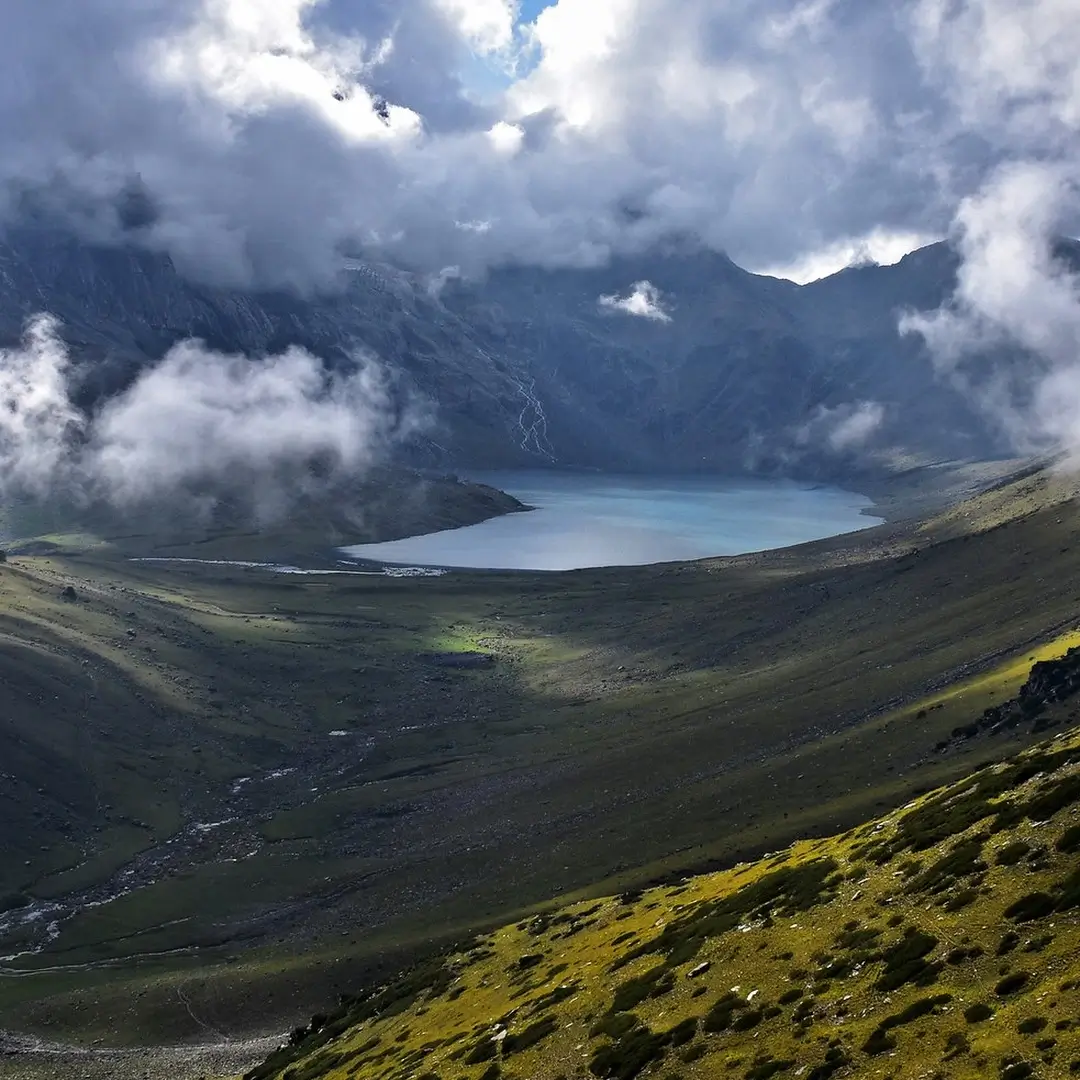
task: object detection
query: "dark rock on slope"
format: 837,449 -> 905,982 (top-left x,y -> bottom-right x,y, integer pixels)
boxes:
944,645 -> 1080,747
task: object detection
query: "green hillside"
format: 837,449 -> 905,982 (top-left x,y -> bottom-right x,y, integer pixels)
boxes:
245,717 -> 1080,1080
3,461 -> 1080,1078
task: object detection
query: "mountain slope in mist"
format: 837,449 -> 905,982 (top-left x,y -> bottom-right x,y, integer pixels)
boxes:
0,226 -> 1018,481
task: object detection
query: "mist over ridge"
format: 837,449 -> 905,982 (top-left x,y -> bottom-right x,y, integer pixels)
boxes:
0,313 -> 422,520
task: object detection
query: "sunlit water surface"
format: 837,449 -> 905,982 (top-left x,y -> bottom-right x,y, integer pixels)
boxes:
341,472 -> 881,572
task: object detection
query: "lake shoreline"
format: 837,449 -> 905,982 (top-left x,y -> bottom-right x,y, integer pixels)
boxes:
331,459 -> 1044,573
342,472 -> 884,572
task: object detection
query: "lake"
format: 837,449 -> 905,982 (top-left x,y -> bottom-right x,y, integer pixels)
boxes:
341,472 -> 882,572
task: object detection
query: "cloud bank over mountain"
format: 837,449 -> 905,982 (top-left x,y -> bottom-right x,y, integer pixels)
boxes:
0,315 -> 418,518
1,0 -> 1076,290
898,1 -> 1080,460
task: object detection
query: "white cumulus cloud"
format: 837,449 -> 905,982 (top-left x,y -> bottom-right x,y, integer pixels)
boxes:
899,0 -> 1080,460
0,314 -> 420,520
598,280 -> 672,321
0,315 -> 87,499
434,0 -> 520,54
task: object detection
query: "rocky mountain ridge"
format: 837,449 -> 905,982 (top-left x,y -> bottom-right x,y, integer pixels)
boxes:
0,226 -> 1048,480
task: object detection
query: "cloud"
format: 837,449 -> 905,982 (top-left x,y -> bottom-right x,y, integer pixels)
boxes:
0,0 -> 1075,289
0,315 -> 86,499
0,314 -> 419,520
424,264 -> 464,297
434,0 -> 520,55
902,164 -> 1080,457
824,401 -> 886,452
898,0 -> 1080,461
598,280 -> 672,321
759,228 -> 936,284
0,0 -> 491,288
796,400 -> 885,454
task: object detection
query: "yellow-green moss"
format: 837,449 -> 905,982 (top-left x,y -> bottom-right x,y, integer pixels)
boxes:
247,729 -> 1080,1080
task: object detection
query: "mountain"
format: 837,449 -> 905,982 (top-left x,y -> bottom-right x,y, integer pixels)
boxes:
246,718 -> 1080,1080
0,226 -> 1013,479
440,243 -> 1001,472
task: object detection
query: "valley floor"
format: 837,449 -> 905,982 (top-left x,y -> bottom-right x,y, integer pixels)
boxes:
1,459 -> 1079,1076
0,1034 -> 279,1080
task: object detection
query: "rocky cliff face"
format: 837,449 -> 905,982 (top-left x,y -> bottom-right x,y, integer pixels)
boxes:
0,226 -> 1022,478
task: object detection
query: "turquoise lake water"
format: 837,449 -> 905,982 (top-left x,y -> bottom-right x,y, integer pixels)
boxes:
342,472 -> 882,571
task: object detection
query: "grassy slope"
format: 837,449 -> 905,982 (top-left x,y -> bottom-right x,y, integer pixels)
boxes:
248,723 -> 1080,1080
2,470 -> 525,563
2,464 -> 1080,1051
